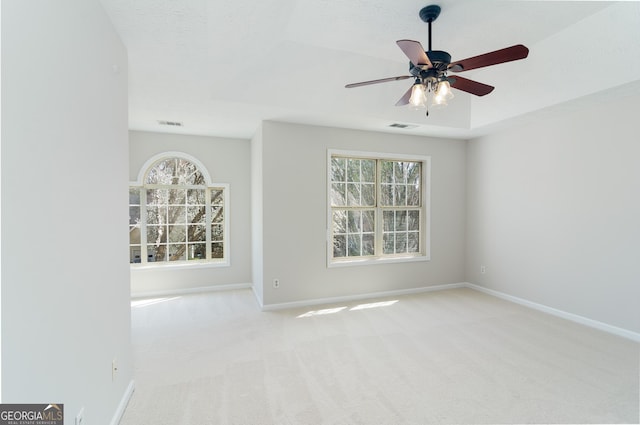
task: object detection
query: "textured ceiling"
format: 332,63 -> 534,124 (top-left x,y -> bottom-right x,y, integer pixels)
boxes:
98,0 -> 640,139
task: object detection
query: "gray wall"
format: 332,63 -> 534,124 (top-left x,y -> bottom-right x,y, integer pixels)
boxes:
129,131 -> 252,295
466,92 -> 640,333
1,0 -> 133,422
256,121 -> 467,306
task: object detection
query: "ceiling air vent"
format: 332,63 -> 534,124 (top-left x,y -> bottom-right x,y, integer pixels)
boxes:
158,120 -> 183,127
388,123 -> 418,129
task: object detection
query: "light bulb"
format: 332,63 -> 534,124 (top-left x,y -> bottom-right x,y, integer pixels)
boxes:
409,83 -> 427,108
435,80 -> 454,100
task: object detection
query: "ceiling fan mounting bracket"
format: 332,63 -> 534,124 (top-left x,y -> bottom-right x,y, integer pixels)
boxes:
419,5 -> 441,23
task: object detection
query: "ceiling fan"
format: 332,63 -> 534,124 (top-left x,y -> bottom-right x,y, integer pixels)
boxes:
345,5 -> 529,113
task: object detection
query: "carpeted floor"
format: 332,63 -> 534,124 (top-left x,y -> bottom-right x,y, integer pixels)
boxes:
120,287 -> 639,424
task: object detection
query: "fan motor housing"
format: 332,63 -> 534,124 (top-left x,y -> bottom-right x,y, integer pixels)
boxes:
409,50 -> 451,78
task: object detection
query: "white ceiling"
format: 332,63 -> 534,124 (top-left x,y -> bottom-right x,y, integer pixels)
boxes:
98,0 -> 640,140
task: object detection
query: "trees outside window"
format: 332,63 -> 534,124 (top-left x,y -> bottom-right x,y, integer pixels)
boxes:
129,155 -> 228,265
329,150 -> 430,265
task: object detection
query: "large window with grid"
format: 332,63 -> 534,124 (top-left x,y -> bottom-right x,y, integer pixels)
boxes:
129,155 -> 229,266
328,150 -> 430,266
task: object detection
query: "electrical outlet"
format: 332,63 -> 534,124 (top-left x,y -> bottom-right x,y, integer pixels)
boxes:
112,358 -> 118,381
480,265 -> 486,274
273,279 -> 280,288
75,407 -> 85,425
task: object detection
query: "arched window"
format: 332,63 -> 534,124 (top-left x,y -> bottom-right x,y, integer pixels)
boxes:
129,154 -> 228,265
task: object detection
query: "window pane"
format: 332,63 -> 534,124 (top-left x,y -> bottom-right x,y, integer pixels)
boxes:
333,210 -> 346,234
408,232 -> 420,253
147,245 -> 163,262
362,183 -> 375,206
187,205 -> 206,223
362,234 -> 375,256
211,242 -> 224,259
147,225 -> 164,244
395,211 -> 407,231
168,225 -> 186,243
168,244 -> 186,261
348,234 -> 361,257
168,206 -> 186,224
395,185 -> 407,206
188,224 -> 206,242
212,224 -> 224,241
408,210 -> 420,231
129,189 -> 140,205
129,227 -> 140,244
407,162 -> 420,185
333,235 -> 346,258
211,206 -> 224,223
407,185 -> 420,206
129,206 -> 140,225
187,189 -> 206,204
383,210 -> 394,232
381,184 -> 393,206
381,161 -> 393,183
188,243 -> 206,260
394,162 -> 406,183
347,183 -> 361,206
383,233 -> 394,254
347,159 -> 361,182
211,189 -> 224,206
169,189 -> 186,204
331,157 -> 346,182
347,210 -> 361,233
147,189 -> 168,205
361,160 -> 375,182
396,233 -> 407,253
362,210 -> 375,233
130,247 -> 141,264
146,206 -> 164,225
331,183 -> 346,206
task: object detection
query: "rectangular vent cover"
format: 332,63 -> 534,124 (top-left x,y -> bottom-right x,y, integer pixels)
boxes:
158,120 -> 183,127
388,123 -> 418,129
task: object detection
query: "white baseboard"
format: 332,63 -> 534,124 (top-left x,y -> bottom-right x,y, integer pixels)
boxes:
465,283 -> 640,342
261,282 -> 466,311
110,379 -> 135,425
131,283 -> 252,299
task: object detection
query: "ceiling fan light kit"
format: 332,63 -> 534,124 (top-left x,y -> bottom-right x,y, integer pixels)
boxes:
345,4 -> 529,116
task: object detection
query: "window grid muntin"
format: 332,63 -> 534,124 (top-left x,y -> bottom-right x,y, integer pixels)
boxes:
331,154 -> 425,262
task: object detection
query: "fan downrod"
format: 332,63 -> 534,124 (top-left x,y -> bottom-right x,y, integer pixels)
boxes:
419,5 -> 441,23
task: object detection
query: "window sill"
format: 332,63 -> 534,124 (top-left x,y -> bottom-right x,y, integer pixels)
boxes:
130,260 -> 229,271
328,255 -> 429,268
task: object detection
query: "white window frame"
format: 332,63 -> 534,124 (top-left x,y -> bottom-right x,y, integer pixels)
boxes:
327,149 -> 431,268
130,152 -> 230,269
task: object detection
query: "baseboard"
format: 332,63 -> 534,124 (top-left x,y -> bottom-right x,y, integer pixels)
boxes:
110,379 -> 135,425
261,282 -> 466,312
131,283 -> 252,299
465,283 -> 640,342
251,285 -> 264,309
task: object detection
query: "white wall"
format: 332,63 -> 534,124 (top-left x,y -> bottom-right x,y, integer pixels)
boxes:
466,91 -> 640,334
129,131 -> 252,295
1,0 -> 133,423
257,121 -> 467,306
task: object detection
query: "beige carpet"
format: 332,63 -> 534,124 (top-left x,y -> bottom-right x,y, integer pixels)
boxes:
120,288 -> 639,424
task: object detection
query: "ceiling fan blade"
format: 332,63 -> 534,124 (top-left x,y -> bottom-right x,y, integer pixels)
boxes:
345,75 -> 412,89
449,76 -> 494,96
449,44 -> 529,72
395,86 -> 413,106
396,40 -> 432,68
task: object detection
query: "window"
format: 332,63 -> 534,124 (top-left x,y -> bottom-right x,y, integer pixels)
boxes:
129,154 -> 229,266
328,150 -> 430,266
